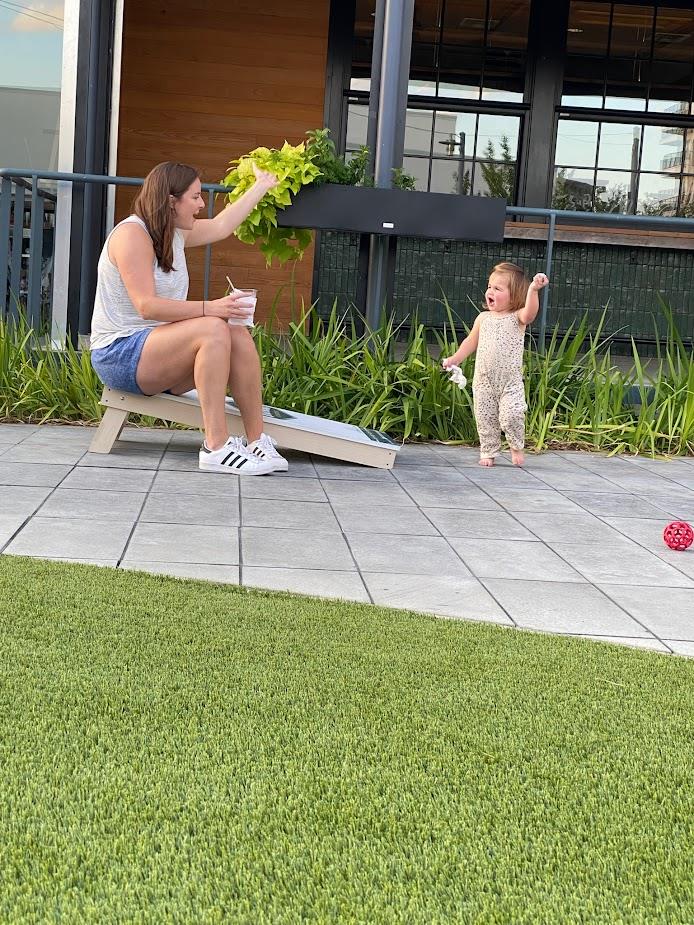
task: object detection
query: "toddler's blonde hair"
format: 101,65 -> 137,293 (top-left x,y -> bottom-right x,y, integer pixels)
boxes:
489,262 -> 529,313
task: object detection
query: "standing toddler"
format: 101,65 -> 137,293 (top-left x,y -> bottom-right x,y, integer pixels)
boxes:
443,262 -> 549,467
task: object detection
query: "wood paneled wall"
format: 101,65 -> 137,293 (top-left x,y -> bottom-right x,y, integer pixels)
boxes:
116,0 -> 330,326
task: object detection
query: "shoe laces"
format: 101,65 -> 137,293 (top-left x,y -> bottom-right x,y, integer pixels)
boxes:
254,433 -> 282,458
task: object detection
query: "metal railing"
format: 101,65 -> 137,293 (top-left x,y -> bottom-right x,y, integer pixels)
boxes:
0,168 -> 230,337
2,167 -> 694,347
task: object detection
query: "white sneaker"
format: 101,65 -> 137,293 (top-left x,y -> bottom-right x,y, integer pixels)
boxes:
199,436 -> 275,475
246,433 -> 289,472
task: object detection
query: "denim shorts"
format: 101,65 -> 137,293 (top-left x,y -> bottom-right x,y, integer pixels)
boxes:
90,329 -> 152,395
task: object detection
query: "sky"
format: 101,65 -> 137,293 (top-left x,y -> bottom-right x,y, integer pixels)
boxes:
0,0 -> 64,90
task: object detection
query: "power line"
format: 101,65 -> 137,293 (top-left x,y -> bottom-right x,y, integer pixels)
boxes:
0,0 -> 62,28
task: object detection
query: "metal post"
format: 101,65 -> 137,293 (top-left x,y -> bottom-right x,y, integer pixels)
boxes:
538,211 -> 556,352
366,0 -> 386,179
0,177 -> 11,315
28,177 -> 44,329
10,184 -> 25,316
77,0 -> 103,335
365,0 -> 415,329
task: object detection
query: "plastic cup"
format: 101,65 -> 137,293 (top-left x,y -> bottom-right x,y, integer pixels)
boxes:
229,288 -> 256,327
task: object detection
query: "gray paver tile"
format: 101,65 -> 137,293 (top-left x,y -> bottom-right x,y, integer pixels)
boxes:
552,540 -> 693,587
4,517 -> 132,559
243,567 -> 369,602
0,515 -> 26,546
242,498 -> 339,531
241,528 -> 354,570
2,443 -> 86,465
0,461 -> 72,488
320,479 -> 415,507
451,538 -> 585,582
123,523 -> 238,565
22,426 -> 94,445
157,451 -> 200,472
515,511 -> 622,545
431,445 -> 485,466
598,585 -> 694,639
362,573 -> 511,623
140,492 -> 240,526
465,467 -> 546,489
240,476 -> 326,502
393,467 -> 475,485
272,456 -> 317,478
119,427 -> 172,447
564,635 -> 670,653
312,462 -> 396,481
565,491 -> 670,519
0,485 -> 53,517
120,562 -> 240,583
393,445 -> 450,466
332,503 -> 439,536
150,469 -> 238,496
0,423 -> 38,436
483,579 -> 651,636
61,466 -> 155,493
398,482 -> 503,510
422,508 -> 534,540
38,488 -> 145,522
491,488 -> 584,513
79,449 -> 163,469
532,469 -> 627,493
167,431 -> 203,451
347,533 -> 471,576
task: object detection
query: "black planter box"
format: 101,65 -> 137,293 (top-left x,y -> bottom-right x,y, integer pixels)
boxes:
275,183 -> 506,243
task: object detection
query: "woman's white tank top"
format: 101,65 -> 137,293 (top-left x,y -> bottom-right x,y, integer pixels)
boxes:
90,215 -> 189,350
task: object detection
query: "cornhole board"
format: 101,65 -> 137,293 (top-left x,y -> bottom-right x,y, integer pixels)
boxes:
89,387 -> 401,469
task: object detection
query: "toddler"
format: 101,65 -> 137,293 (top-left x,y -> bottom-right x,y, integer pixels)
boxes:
443,262 -> 549,467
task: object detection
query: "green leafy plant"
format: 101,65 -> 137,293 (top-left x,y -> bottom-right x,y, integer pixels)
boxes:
222,140 -> 320,267
222,129 -> 417,266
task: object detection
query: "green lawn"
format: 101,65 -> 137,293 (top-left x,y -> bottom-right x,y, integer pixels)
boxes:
0,555 -> 692,924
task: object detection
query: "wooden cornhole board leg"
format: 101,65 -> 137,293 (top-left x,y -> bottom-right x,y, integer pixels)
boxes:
89,387 -> 400,469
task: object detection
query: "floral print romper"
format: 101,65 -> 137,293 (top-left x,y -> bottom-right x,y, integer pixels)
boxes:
472,312 -> 526,459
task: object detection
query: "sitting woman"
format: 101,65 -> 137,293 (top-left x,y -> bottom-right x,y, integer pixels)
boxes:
90,160 -> 286,476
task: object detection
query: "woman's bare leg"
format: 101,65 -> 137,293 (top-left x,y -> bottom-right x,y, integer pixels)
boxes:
226,326 -> 264,444
136,318 -> 231,449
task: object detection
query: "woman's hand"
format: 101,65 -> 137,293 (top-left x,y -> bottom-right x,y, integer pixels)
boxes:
252,162 -> 279,192
207,291 -> 255,321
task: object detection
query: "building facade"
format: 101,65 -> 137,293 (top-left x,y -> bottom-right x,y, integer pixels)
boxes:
2,0 -> 694,342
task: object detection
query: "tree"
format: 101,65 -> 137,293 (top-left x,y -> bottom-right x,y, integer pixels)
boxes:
479,136 -> 515,199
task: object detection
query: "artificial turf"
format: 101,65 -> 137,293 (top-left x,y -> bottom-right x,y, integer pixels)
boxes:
0,555 -> 692,924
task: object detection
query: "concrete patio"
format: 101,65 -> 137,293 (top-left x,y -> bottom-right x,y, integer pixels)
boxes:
1,421 -> 693,657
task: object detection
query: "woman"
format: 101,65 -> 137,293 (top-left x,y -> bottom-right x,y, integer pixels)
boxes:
90,160 -> 286,475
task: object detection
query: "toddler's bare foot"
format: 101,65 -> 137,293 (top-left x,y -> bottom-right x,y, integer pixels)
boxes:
479,457 -> 495,467
511,449 -> 525,466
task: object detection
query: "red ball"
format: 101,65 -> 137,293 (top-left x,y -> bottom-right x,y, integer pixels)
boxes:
663,521 -> 694,551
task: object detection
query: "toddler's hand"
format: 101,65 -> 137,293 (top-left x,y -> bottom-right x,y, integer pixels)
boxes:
442,356 -> 458,369
530,273 -> 549,291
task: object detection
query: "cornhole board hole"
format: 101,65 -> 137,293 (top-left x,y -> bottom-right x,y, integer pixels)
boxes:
89,387 -> 401,469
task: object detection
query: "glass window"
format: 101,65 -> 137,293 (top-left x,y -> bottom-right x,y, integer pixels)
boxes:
640,124 -> 683,172
346,103 -> 369,148
0,0 -> 64,172
430,157 -> 468,194
553,167 -> 596,210
404,110 -> 434,156
595,169 -> 638,211
597,123 -> 642,171
680,176 -> 694,215
477,114 -> 520,161
648,7 -> 694,113
555,120 -> 599,167
433,111 -> 476,158
562,2 -> 610,107
637,172 -> 680,215
402,156 -> 431,191
605,4 -> 653,111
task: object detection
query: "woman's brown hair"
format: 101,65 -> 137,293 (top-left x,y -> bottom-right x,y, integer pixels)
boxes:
133,162 -> 200,272
490,261 -> 529,312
